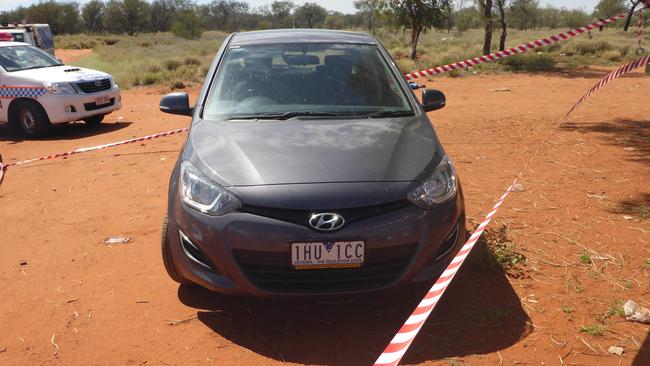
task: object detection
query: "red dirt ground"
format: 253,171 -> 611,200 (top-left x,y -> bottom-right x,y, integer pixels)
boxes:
0,67 -> 648,366
56,49 -> 93,64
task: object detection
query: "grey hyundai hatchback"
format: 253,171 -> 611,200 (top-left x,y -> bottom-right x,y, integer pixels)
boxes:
159,29 -> 466,297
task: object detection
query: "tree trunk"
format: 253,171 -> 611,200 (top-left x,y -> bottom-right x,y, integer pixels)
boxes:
624,1 -> 642,32
497,1 -> 507,51
410,26 -> 422,60
482,0 -> 493,55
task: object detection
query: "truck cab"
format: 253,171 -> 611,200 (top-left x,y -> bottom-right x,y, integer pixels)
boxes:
0,23 -> 55,56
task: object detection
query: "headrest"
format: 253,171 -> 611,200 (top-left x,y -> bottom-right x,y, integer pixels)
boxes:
324,55 -> 353,70
245,54 -> 273,70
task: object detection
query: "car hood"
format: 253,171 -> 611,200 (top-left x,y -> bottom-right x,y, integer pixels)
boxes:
188,116 -> 443,187
6,65 -> 110,84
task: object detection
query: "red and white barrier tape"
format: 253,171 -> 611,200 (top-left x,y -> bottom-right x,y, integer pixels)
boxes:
0,127 -> 189,173
377,25 -> 650,366
404,11 -> 642,80
565,55 -> 650,119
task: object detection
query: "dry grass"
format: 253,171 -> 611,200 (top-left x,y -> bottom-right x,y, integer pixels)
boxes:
56,32 -> 226,89
55,23 -> 648,88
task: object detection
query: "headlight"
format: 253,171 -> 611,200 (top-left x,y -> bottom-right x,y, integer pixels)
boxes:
179,161 -> 240,216
408,155 -> 457,209
43,82 -> 77,94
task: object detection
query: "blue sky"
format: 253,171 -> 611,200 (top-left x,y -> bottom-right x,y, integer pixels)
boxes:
0,0 -> 600,14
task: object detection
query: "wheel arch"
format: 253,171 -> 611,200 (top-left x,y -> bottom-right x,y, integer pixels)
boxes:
7,97 -> 50,127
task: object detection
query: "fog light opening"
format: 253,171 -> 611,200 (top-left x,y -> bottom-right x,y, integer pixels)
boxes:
178,231 -> 213,270
433,222 -> 461,261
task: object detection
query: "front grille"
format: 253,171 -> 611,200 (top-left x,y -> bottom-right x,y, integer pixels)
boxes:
233,243 -> 417,293
84,98 -> 115,111
76,78 -> 111,93
239,200 -> 410,229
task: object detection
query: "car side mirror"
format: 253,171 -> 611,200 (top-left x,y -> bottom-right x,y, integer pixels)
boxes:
160,92 -> 193,117
421,89 -> 446,112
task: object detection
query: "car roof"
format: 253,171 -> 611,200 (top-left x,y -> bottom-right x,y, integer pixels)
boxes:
230,29 -> 378,46
0,41 -> 30,47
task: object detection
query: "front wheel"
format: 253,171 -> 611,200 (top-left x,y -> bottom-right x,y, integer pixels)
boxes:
83,114 -> 105,126
13,101 -> 50,138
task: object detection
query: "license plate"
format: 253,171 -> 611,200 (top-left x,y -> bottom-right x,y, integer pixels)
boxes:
95,95 -> 110,106
291,241 -> 364,269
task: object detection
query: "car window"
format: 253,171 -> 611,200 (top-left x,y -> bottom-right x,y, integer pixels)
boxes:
0,45 -> 62,72
203,43 -> 413,119
11,33 -> 25,43
36,27 -> 54,50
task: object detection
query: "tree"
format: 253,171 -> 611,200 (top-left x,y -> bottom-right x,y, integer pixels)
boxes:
171,8 -> 203,39
24,0 -> 81,34
442,1 -> 454,32
476,0 -> 493,55
270,1 -> 295,27
103,0 -> 150,36
560,8 -> 590,28
202,0 -> 249,31
539,5 -> 561,29
495,0 -> 510,51
593,0 -> 626,18
295,3 -> 327,28
82,0 -> 105,33
623,0 -> 644,31
382,0 -> 448,60
150,0 -> 174,33
354,0 -> 381,33
509,0 -> 540,30
454,5 -> 481,32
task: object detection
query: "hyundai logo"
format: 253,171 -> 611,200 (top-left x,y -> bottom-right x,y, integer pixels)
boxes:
309,213 -> 345,231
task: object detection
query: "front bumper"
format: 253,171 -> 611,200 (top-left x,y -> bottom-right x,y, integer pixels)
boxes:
39,86 -> 122,124
167,187 -> 466,298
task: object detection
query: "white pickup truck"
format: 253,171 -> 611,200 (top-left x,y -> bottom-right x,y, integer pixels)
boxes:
0,42 -> 121,137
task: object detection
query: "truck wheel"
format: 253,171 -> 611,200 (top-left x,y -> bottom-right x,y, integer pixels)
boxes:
83,115 -> 105,126
14,101 -> 50,138
161,213 -> 191,285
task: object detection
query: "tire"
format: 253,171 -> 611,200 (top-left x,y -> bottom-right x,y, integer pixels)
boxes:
161,213 -> 191,284
13,100 -> 50,138
83,114 -> 105,126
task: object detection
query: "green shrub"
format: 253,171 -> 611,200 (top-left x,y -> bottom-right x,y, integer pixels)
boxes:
502,53 -> 556,72
171,80 -> 186,90
564,40 -> 614,55
148,65 -> 162,73
602,49 -> 622,62
141,72 -> 162,86
184,57 -> 201,66
164,59 -> 182,71
103,38 -> 119,46
55,35 -> 98,49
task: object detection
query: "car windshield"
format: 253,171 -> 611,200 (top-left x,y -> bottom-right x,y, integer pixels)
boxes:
0,45 -> 62,72
203,43 -> 414,120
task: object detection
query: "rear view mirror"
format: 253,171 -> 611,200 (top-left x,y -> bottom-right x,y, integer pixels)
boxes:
421,89 -> 446,112
160,92 -> 193,117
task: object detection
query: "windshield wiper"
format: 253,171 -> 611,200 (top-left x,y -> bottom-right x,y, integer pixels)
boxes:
228,111 -> 351,120
360,110 -> 415,119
